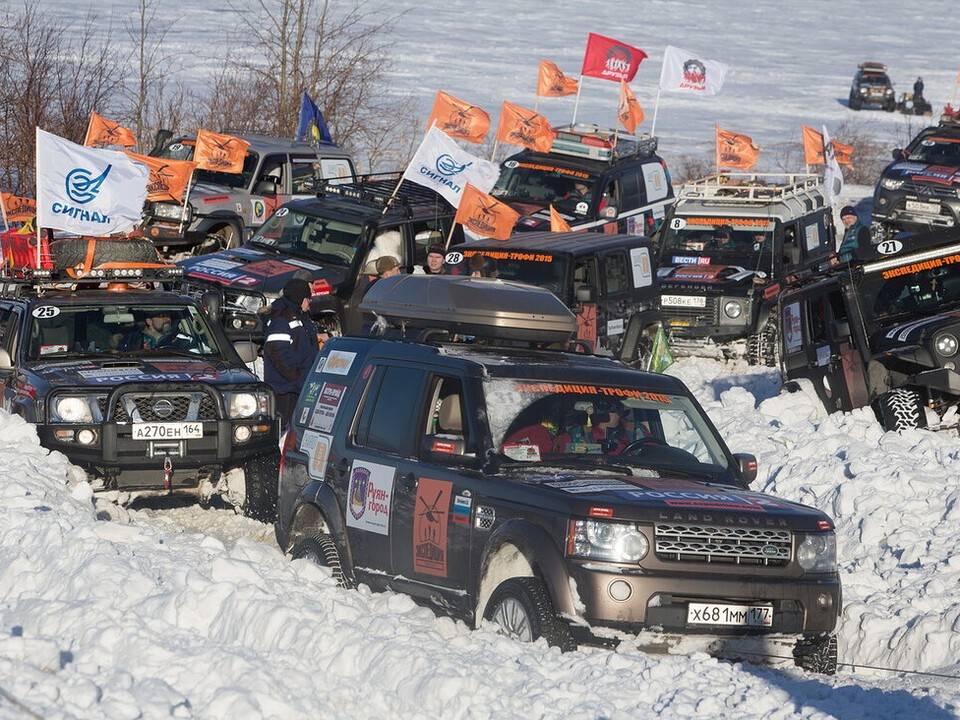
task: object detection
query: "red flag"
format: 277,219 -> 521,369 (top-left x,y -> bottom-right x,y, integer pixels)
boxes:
716,127 -> 760,171
802,125 -> 853,166
496,102 -> 554,153
581,33 -> 647,83
455,184 -> 519,240
618,81 -> 645,134
0,193 -> 37,223
426,91 -> 491,144
124,151 -> 198,202
549,205 -> 572,233
84,112 -> 137,148
193,129 -> 250,173
537,60 -> 579,97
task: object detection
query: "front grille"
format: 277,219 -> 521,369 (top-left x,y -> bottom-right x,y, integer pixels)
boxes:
662,296 -> 719,326
902,180 -> 956,201
655,523 -> 791,566
98,393 -> 218,422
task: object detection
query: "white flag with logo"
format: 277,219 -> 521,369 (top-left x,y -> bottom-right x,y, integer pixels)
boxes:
659,45 -> 729,96
36,127 -> 150,235
822,124 -> 844,212
401,126 -> 500,207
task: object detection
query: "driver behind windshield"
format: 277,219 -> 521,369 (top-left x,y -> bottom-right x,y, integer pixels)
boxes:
120,310 -> 193,351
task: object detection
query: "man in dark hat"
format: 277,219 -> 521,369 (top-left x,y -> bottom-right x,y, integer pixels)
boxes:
262,277 -> 319,432
424,244 -> 446,275
838,205 -> 870,263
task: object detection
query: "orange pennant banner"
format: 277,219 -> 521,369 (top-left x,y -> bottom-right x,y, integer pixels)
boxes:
549,205 -> 572,233
426,90 -> 491,144
802,125 -> 853,166
454,183 -> 519,240
84,111 -> 137,148
495,101 -> 554,153
0,193 -> 37,223
537,60 -> 579,97
124,151 -> 197,202
716,127 -> 760,170
618,81 -> 645,134
193,129 -> 250,174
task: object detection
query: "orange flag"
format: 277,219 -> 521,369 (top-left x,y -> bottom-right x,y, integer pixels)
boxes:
426,91 -> 491,144
193,129 -> 250,173
537,60 -> 579,97
496,101 -> 554,153
549,205 -> 572,233
0,193 -> 37,223
716,127 -> 760,171
124,151 -> 198,202
618,81 -> 645,134
84,111 -> 137,148
802,125 -> 853,166
455,183 -> 520,240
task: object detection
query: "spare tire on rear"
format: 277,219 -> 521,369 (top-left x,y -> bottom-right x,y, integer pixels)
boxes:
49,235 -> 164,270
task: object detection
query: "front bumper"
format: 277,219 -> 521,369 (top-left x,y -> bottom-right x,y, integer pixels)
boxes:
873,189 -> 960,229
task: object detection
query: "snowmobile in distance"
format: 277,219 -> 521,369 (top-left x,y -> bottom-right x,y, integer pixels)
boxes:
896,92 -> 932,116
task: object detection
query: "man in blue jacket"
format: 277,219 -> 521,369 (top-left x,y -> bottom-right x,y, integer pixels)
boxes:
838,205 -> 870,263
263,278 -> 319,432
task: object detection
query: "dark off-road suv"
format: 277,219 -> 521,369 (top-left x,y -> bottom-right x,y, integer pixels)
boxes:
142,132 -> 356,256
849,62 -> 896,111
178,175 -> 461,340
780,228 -> 960,432
656,173 -> 835,365
0,268 -> 280,518
872,109 -> 960,238
447,231 -> 660,364
491,124 -> 675,235
276,274 -> 841,673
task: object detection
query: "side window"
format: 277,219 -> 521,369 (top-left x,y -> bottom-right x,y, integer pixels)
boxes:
0,307 -> 13,354
420,375 -> 470,458
619,171 -> 641,211
574,258 -> 598,293
808,295 -> 830,344
291,159 -> 320,193
782,225 -> 800,266
603,252 -> 629,294
354,365 -> 425,455
410,220 -> 445,267
257,155 -> 286,192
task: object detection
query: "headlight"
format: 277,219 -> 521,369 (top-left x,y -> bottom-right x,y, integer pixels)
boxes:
885,88 -> 894,95
935,333 -> 959,357
150,202 -> 192,222
229,293 -> 266,314
859,87 -> 868,95
226,391 -> 270,419
723,300 -> 743,319
880,178 -> 904,190
568,519 -> 649,563
797,532 -> 837,572
53,396 -> 94,423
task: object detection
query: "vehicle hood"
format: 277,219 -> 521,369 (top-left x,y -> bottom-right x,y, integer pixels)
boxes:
882,161 -> 960,185
499,473 -> 831,529
869,310 -> 960,353
178,245 -> 348,294
658,262 -> 762,289
26,357 -> 257,387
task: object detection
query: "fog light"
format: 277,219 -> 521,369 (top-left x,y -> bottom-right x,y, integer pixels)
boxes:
816,593 -> 832,609
234,425 -> 252,442
608,579 -> 633,602
76,429 -> 97,445
54,429 -> 75,442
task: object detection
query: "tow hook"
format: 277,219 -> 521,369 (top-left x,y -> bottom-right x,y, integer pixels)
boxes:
163,456 -> 173,491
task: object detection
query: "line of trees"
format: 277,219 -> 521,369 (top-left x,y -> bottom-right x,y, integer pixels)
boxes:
0,0 -> 421,196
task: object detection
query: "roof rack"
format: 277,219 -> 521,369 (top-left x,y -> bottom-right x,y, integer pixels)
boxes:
0,266 -> 185,296
316,172 -> 453,213
549,124 -> 658,162
858,61 -> 888,72
677,172 -> 822,204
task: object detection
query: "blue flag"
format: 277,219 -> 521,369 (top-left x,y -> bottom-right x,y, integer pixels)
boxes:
296,91 -> 333,145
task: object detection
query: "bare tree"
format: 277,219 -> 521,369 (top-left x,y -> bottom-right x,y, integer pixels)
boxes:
123,0 -> 176,148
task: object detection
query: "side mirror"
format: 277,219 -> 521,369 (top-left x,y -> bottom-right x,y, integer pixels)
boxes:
892,148 -> 905,161
828,318 -> 851,343
733,452 -> 758,485
202,290 -> 222,323
575,284 -> 597,303
233,340 -> 259,364
0,348 -> 12,370
255,179 -> 278,196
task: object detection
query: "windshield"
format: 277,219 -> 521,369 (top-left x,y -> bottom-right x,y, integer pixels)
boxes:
661,218 -> 775,270
28,304 -> 223,360
492,160 -> 599,212
458,248 -> 569,295
249,207 -> 363,267
867,264 -> 960,320
905,136 -> 960,165
156,140 -> 258,190
484,377 -> 731,477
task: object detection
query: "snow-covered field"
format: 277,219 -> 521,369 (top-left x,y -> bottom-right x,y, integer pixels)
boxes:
3,1 -> 960,718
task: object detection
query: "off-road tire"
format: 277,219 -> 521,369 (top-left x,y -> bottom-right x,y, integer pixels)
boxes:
793,633 -> 838,675
876,387 -> 927,431
483,577 -> 576,652
195,224 -> 240,256
240,451 -> 279,523
746,316 -> 779,367
291,532 -> 353,589
49,236 -> 162,269
849,96 -> 862,111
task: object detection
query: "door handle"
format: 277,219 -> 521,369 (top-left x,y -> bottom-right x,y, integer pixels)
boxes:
401,472 -> 417,492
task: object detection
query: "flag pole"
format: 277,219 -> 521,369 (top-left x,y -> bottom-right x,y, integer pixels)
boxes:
571,75 -> 584,126
0,196 -> 8,233
83,113 -> 93,147
178,169 -> 195,236
714,124 -> 720,174
650,87 -> 663,137
443,221 -> 457,251
952,65 -> 960,108
490,139 -> 499,163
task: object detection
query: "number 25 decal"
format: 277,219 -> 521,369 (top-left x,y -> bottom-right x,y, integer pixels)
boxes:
31,306 -> 60,319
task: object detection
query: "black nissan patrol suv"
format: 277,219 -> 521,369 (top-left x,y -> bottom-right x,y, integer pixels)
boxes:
276,274 -> 842,673
491,124 -> 675,235
446,231 -> 661,365
780,228 -> 960,432
0,267 -> 280,519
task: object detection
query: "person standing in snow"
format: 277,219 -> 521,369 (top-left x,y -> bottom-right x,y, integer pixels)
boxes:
262,277 -> 319,432
837,205 -> 870,263
914,76 -> 925,102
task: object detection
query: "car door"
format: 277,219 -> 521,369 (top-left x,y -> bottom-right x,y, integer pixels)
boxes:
389,370 -> 479,598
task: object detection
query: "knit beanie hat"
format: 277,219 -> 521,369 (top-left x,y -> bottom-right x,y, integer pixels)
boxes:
282,277 -> 312,305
